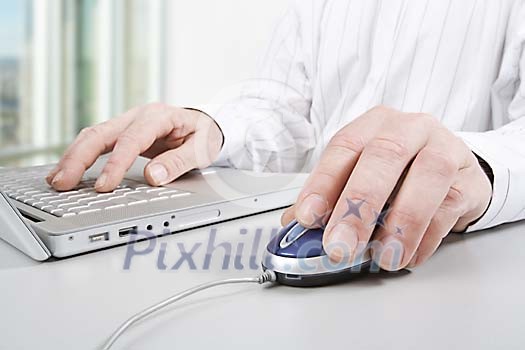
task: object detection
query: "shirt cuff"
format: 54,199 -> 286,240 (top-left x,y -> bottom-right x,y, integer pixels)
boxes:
456,131 -> 511,232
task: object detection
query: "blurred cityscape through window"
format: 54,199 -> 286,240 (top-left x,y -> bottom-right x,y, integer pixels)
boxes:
0,0 -> 165,167
0,0 -> 31,152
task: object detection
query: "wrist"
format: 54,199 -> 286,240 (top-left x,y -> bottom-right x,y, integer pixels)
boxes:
184,108 -> 225,149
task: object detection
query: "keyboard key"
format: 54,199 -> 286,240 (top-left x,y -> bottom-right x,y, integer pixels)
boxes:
85,199 -> 112,207
67,205 -> 90,213
58,202 -> 84,210
78,208 -> 101,215
128,200 -> 147,206
146,188 -> 164,193
41,206 -> 56,213
150,196 -> 169,202
50,209 -> 65,216
58,190 -> 80,196
67,193 -> 91,200
105,204 -> 126,210
171,192 -> 191,199
35,203 -> 53,210
22,190 -> 41,196
158,190 -> 180,196
49,198 -> 73,205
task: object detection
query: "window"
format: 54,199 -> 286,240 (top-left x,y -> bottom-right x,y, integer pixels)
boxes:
0,0 -> 165,167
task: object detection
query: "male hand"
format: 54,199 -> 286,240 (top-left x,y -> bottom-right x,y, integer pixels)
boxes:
282,106 -> 492,270
47,103 -> 223,192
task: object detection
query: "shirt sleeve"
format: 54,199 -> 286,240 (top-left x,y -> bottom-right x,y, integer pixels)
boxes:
457,3 -> 525,232
195,1 -> 316,173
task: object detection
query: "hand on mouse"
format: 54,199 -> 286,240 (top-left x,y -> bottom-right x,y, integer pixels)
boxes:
46,104 -> 223,192
282,106 -> 493,270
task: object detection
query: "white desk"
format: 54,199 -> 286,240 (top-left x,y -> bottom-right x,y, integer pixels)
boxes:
1,209 -> 523,350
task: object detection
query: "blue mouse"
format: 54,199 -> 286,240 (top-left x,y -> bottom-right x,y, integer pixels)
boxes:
262,220 -> 372,287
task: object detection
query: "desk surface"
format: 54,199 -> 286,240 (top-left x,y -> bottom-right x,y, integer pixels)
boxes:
1,209 -> 523,350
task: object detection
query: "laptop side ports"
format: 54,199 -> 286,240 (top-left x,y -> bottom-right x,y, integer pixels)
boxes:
89,232 -> 109,243
118,226 -> 138,238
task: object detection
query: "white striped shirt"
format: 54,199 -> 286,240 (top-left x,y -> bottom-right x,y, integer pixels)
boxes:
199,0 -> 525,232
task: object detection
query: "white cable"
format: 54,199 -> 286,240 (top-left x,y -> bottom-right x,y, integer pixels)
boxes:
101,270 -> 277,350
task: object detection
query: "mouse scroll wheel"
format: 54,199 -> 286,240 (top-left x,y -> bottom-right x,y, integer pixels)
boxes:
280,223 -> 308,248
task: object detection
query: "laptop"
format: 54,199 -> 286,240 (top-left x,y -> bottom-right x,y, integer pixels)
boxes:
0,156 -> 307,261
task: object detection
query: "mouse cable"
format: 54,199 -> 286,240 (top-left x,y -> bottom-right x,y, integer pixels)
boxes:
101,270 -> 277,350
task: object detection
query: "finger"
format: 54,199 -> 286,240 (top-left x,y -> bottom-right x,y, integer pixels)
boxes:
294,107 -> 387,228
144,136 -> 201,186
324,114 -> 433,262
95,107 -> 198,192
407,187 -> 465,268
45,165 -> 62,185
281,205 -> 296,226
372,133 -> 468,271
48,107 -> 139,191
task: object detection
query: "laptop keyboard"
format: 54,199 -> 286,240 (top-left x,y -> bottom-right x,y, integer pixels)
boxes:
0,165 -> 191,218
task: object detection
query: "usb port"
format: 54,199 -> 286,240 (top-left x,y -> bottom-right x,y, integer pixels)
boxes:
89,232 -> 109,243
119,226 -> 138,238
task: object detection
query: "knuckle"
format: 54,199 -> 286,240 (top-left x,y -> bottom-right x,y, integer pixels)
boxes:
116,132 -> 141,147
60,153 -> 76,164
115,133 -> 142,155
344,189 -> 382,212
389,206 -> 425,229
104,158 -> 124,171
166,153 -> 188,174
60,153 -> 89,171
328,132 -> 365,155
79,125 -> 102,139
439,187 -> 466,217
366,136 -> 410,162
417,148 -> 458,178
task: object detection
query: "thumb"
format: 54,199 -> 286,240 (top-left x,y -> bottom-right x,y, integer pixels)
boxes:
144,136 -> 201,186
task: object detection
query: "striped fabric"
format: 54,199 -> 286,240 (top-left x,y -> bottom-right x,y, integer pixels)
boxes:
199,0 -> 525,232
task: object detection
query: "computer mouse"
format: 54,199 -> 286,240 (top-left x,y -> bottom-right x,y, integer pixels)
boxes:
262,220 -> 372,287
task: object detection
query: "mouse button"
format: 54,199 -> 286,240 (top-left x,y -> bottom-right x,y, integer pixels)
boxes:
266,221 -> 297,255
278,228 -> 326,258
266,235 -> 282,255
281,223 -> 307,247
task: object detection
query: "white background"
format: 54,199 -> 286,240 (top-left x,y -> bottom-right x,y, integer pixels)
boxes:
163,0 -> 291,106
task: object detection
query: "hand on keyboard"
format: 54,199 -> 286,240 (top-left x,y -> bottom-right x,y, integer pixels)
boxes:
46,104 -> 223,192
1,166 -> 191,217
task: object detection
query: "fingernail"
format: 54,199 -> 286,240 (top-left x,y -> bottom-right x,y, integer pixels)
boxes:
296,194 -> 328,226
46,167 -> 59,183
51,170 -> 64,185
325,223 -> 358,262
95,173 -> 108,189
378,236 -> 405,271
148,163 -> 169,185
